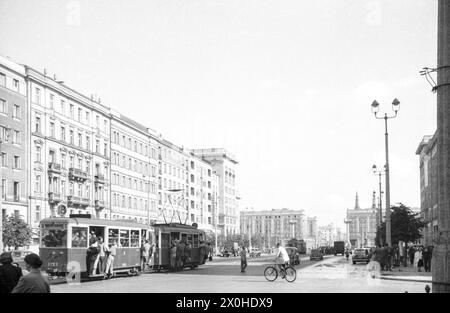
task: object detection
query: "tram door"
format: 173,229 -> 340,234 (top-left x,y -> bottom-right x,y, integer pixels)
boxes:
89,226 -> 105,243
161,233 -> 170,266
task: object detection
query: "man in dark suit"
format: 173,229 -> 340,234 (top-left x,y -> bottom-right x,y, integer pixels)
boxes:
0,252 -> 23,293
12,253 -> 50,293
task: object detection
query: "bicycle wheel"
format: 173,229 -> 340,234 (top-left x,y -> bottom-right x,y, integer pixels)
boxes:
284,266 -> 297,282
264,266 -> 278,282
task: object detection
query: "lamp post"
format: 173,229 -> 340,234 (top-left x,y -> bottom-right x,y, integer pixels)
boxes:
372,164 -> 385,245
371,98 -> 400,247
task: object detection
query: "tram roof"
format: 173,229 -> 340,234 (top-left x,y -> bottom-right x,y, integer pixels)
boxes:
39,217 -> 153,229
152,222 -> 205,231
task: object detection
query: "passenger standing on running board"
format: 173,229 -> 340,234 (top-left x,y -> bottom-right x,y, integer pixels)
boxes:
275,243 -> 290,278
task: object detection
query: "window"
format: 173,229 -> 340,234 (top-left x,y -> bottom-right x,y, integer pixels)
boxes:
85,112 -> 90,124
35,206 -> 41,223
70,104 -> 74,119
13,156 -> 20,169
60,100 -> 65,115
130,230 -> 139,247
78,133 -> 82,147
1,179 -> 6,199
60,126 -> 65,141
96,115 -> 99,127
104,143 -> 107,156
78,108 -> 82,122
95,140 -> 100,153
13,104 -> 20,119
13,181 -> 19,201
69,156 -> 74,168
72,227 -> 88,248
35,175 -> 41,193
13,79 -> 19,92
1,152 -> 6,167
70,130 -> 74,145
49,122 -> 55,138
49,94 -> 54,109
35,146 -> 41,163
108,229 -> 119,246
104,120 -> 107,132
61,154 -> 66,168
0,99 -> 6,114
12,130 -> 21,144
35,87 -> 41,104
120,229 -> 130,247
86,136 -> 90,150
35,117 -> 41,133
0,73 -> 5,86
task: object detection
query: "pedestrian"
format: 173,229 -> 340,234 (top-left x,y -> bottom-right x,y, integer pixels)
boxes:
104,241 -> 117,279
417,246 -> 424,272
422,246 -> 430,272
148,243 -> 155,269
386,243 -> 393,271
12,253 -> 50,293
240,246 -> 247,273
141,240 -> 151,272
97,237 -> 107,275
0,252 -> 23,294
178,239 -> 187,270
89,238 -> 100,276
378,244 -> 386,271
413,247 -> 421,270
408,246 -> 415,266
170,240 -> 178,271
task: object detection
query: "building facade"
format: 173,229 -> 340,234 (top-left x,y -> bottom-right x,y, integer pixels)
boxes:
240,208 -> 307,247
26,66 -> 112,234
346,193 -> 377,248
0,56 -> 29,223
416,134 -> 438,247
192,148 -> 239,235
110,111 -> 158,224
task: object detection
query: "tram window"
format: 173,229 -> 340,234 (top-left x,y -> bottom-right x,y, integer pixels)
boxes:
130,230 -> 140,247
41,229 -> 67,248
109,229 -> 119,246
141,229 -> 147,241
72,227 -> 88,248
120,229 -> 130,247
187,234 -> 193,244
181,233 -> 187,243
193,234 -> 199,248
170,232 -> 180,242
161,233 -> 170,248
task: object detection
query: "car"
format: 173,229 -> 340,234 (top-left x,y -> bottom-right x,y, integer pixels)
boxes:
11,250 -> 33,269
352,248 -> 370,264
249,249 -> 262,258
310,249 -> 324,261
285,247 -> 301,265
219,250 -> 231,257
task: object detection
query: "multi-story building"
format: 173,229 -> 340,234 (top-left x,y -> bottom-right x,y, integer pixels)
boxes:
304,216 -> 318,250
0,56 -> 29,223
191,148 -> 239,235
317,223 -> 336,246
26,65 -> 111,233
346,193 -> 377,248
240,208 -> 307,248
416,133 -> 438,247
110,111 -> 158,224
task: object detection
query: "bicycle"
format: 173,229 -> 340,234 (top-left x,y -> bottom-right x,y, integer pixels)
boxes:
264,261 -> 297,282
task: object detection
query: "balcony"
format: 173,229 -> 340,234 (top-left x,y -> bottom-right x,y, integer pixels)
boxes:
94,174 -> 106,185
95,199 -> 106,210
69,168 -> 89,182
48,162 -> 62,175
48,192 -> 63,204
67,195 -> 90,208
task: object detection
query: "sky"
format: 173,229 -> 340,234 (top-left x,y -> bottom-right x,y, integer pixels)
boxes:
0,0 -> 438,230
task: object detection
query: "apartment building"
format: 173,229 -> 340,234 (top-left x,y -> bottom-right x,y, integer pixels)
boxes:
0,56 -> 28,222
110,111 -> 158,223
26,65 -> 111,231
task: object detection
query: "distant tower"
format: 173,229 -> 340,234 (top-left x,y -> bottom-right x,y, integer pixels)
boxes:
354,192 -> 360,210
372,191 -> 377,209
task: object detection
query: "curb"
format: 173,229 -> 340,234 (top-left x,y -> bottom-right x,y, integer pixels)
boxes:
378,276 -> 432,283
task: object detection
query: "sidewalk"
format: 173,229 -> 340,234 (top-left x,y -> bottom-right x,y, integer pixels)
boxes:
379,265 -> 432,283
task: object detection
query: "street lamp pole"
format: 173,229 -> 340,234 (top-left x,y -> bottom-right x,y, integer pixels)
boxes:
371,99 -> 400,247
372,164 -> 385,245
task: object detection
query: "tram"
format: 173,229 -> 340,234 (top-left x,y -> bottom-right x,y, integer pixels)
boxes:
39,214 -> 155,278
152,222 -> 207,271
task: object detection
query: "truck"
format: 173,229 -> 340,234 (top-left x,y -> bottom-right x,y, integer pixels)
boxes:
333,241 -> 345,256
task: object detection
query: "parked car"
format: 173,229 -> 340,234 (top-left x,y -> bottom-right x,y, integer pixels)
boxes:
352,248 -> 370,264
285,247 -> 301,265
310,249 -> 324,261
249,249 -> 262,258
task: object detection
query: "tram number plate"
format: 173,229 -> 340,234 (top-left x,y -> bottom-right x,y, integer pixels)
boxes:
48,262 -> 58,267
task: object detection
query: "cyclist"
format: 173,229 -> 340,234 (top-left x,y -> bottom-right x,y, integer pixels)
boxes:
275,243 -> 290,278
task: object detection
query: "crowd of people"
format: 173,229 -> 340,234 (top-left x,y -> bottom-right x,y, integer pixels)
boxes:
86,232 -> 117,278
169,239 -> 212,271
370,243 -> 433,272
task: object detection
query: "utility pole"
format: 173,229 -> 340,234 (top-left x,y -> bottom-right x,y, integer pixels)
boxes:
434,0 -> 450,293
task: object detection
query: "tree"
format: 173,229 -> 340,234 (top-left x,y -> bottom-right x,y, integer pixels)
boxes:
2,214 -> 33,250
376,203 -> 425,246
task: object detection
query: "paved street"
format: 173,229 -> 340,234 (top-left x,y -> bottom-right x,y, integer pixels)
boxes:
52,255 -> 429,293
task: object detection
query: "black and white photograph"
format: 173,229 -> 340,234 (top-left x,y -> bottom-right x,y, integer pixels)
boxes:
0,0 -> 448,299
